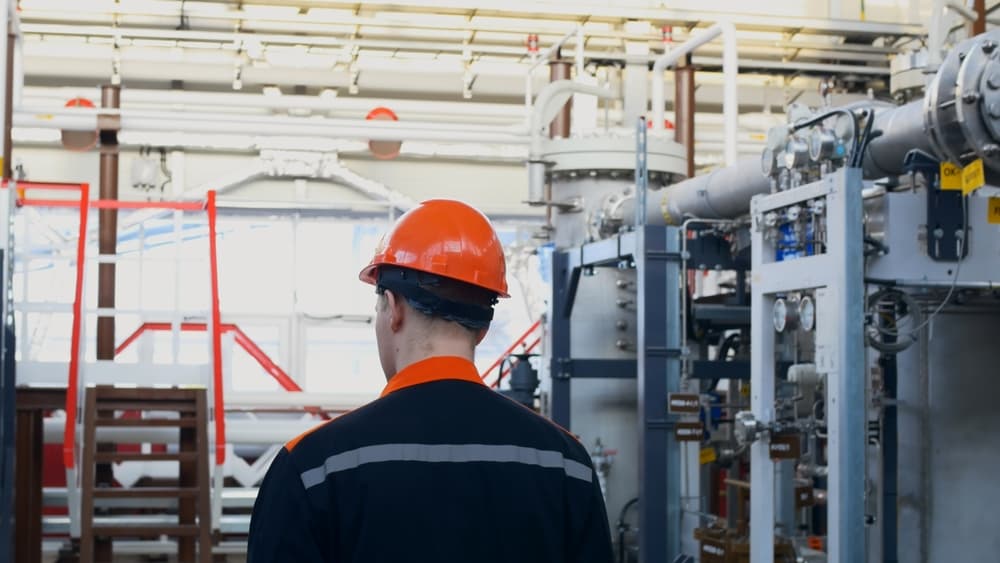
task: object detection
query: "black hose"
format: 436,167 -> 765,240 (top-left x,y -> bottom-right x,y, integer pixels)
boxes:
616,497 -> 639,563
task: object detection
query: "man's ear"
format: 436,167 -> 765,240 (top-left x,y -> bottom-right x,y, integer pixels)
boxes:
386,290 -> 406,333
474,326 -> 489,345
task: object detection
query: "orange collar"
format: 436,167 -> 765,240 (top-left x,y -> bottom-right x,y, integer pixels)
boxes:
380,356 -> 486,397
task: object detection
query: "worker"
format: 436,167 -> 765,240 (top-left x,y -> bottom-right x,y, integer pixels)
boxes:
247,199 -> 614,562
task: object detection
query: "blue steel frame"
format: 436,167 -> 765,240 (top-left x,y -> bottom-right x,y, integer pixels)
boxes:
549,225 -> 684,563
548,119 -> 684,563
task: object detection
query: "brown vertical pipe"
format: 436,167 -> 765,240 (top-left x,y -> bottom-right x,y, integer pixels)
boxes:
3,32 -> 14,180
97,84 -> 120,362
971,0 -> 987,35
675,55 -> 695,178
548,58 -> 572,139
95,84 -> 120,563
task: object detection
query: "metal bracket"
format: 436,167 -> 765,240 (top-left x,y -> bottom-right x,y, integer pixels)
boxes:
902,149 -> 969,262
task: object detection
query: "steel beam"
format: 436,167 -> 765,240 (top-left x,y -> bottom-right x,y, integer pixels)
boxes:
637,223 -> 683,563
825,168 -> 866,563
549,250 -> 571,428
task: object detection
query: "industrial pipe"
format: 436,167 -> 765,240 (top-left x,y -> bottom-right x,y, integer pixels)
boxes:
651,22 -> 738,166
526,79 -> 615,201
675,58 -> 695,178
96,84 -> 119,362
661,156 -> 771,224
663,29 -> 1000,223
862,100 -> 934,179
13,109 -> 530,144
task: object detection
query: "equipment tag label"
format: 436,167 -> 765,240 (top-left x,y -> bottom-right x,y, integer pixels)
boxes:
989,197 -> 1000,224
962,158 -> 985,195
674,422 -> 704,442
667,393 -> 700,414
940,161 -> 962,190
699,447 -> 717,465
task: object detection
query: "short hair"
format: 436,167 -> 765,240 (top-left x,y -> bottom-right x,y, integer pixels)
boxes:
375,266 -> 498,331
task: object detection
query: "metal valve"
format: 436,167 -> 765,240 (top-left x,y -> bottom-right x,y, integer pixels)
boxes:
734,411 -> 768,447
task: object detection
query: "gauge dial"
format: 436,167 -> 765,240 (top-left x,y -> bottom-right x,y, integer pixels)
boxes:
800,295 -> 816,332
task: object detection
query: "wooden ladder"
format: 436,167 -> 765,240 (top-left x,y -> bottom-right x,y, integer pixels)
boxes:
79,386 -> 213,563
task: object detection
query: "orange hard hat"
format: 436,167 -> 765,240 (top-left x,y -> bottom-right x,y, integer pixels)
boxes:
359,199 -> 509,297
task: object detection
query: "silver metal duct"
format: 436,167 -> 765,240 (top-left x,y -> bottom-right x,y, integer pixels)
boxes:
660,156 -> 770,224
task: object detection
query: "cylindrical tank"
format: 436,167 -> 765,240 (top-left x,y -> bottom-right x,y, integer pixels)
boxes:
540,133 -> 686,532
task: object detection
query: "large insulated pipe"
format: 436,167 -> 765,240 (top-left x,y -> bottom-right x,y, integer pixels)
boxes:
660,156 -> 770,224
862,100 -> 934,179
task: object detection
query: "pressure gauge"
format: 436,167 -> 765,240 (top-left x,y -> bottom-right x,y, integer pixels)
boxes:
773,298 -> 789,332
799,295 -> 816,332
772,298 -> 800,333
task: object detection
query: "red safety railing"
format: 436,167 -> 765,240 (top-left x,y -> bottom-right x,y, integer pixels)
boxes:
115,321 -> 331,420
11,183 -> 225,467
480,319 -> 542,389
115,322 -> 303,393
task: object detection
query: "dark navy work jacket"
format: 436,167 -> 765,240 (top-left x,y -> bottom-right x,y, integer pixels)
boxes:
247,355 -> 614,563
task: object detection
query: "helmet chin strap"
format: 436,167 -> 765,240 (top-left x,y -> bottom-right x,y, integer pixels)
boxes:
376,268 -> 495,330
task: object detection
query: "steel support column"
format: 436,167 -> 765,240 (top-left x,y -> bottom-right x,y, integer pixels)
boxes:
749,169 -> 866,563
749,201 -> 777,563
826,168 -> 866,563
636,223 -> 682,563
549,250 -> 572,428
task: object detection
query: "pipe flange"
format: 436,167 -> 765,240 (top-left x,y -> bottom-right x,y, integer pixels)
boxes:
956,31 -> 1000,171
979,57 -> 1000,149
925,37 -> 977,164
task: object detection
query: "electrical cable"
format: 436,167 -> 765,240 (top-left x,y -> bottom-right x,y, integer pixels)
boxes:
870,194 -> 968,342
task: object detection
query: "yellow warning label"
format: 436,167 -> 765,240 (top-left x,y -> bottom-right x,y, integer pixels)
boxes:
989,197 -> 1000,224
962,158 -> 986,195
941,162 -> 963,190
699,447 -> 717,465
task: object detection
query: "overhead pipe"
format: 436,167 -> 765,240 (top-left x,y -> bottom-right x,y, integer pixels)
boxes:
548,58 -> 573,140
524,26 -> 582,111
675,56 -> 696,178
13,108 -> 530,144
526,79 -> 615,202
96,84 -> 120,362
651,21 -> 738,166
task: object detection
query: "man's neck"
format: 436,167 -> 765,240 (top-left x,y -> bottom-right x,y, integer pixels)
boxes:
390,342 -> 475,380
